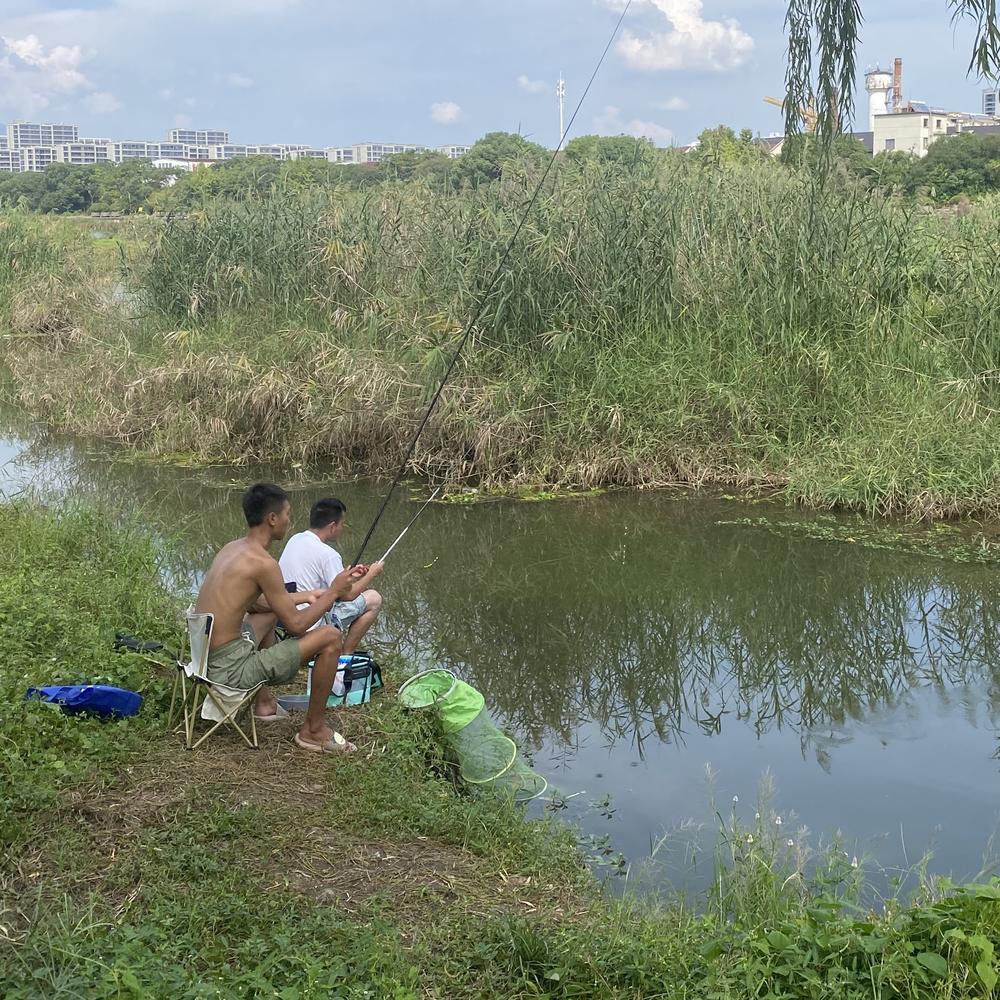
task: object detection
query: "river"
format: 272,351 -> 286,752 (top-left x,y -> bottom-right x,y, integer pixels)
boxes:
2,424 -> 998,895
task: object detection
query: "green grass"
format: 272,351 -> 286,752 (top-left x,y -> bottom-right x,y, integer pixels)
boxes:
1,499 -> 998,997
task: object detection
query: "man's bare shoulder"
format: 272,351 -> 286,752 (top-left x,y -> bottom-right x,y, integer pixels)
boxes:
208,539 -> 275,572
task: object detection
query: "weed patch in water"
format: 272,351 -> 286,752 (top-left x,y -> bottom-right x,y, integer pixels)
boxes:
718,514 -> 1000,566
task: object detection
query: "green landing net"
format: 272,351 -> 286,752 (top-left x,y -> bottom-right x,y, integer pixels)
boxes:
397,669 -> 548,803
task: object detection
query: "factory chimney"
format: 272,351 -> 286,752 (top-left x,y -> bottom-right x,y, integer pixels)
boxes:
892,58 -> 903,112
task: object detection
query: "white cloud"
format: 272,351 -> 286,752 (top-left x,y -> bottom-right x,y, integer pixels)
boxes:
85,90 -> 122,114
656,95 -> 689,111
430,100 -> 461,124
517,74 -> 547,94
173,113 -> 193,128
158,87 -> 174,100
612,0 -> 753,72
0,33 -> 89,113
594,105 -> 674,145
183,96 -> 197,108
226,71 -> 254,88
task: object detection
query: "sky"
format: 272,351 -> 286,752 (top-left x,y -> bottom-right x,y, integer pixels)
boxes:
0,0 -> 991,149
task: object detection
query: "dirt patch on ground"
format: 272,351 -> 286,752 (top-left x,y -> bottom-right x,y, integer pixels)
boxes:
4,710 -> 584,941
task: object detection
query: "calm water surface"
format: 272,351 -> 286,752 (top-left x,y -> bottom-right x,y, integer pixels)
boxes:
2,428 -> 998,893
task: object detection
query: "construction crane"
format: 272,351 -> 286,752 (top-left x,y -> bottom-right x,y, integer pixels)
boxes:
763,96 -> 818,133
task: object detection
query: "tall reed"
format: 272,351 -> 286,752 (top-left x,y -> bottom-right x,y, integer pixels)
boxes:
5,156 -> 1000,516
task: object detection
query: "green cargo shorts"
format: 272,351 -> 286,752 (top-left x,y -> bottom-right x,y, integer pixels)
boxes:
206,636 -> 302,690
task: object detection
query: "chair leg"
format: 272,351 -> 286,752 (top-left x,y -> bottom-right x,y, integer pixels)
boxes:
168,671 -> 180,731
249,697 -> 259,749
190,688 -> 259,749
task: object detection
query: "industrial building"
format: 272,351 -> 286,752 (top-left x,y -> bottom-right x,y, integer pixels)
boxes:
866,60 -> 998,156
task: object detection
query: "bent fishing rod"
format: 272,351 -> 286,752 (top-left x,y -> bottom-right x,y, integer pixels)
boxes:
351,1 -> 633,567
378,488 -> 441,562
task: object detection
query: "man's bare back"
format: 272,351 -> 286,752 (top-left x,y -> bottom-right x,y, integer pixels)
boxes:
195,538 -> 276,649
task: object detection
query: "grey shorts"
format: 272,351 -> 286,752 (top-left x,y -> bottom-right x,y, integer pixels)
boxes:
332,594 -> 367,630
206,635 -> 301,689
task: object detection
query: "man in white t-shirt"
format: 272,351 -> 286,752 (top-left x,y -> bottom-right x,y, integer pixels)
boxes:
279,497 -> 383,657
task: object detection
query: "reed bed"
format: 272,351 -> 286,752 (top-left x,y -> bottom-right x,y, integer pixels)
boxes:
3,156 -> 1000,517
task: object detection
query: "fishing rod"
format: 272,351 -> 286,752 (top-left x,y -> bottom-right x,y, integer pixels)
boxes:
351,1 -> 633,567
378,487 -> 441,563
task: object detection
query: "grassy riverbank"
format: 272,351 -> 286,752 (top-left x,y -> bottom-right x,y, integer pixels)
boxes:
2,156 -> 1000,517
1,500 -> 998,998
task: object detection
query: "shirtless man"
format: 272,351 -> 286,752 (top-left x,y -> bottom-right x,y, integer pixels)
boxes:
194,481 -> 368,753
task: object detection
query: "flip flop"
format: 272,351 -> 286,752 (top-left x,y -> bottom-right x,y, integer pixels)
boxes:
294,731 -> 357,754
254,704 -> 290,721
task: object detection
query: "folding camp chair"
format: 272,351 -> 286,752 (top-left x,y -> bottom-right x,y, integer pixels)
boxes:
168,611 -> 264,750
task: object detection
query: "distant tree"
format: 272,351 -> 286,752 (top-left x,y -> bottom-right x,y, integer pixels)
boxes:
868,150 -> 917,194
281,157 -> 339,193
781,133 -> 872,174
452,132 -> 547,186
381,150 -> 454,185
94,159 -> 171,214
0,171 -> 47,210
32,163 -> 101,214
693,126 -> 765,168
564,134 -> 656,165
904,132 -> 1000,200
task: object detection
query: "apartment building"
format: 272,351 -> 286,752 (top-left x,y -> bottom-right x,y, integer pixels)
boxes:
285,148 -> 328,160
326,147 -> 355,163
0,121 -> 471,173
247,145 -> 285,159
21,147 -> 57,172
352,142 -> 429,164
7,121 -> 79,149
167,128 -> 229,146
55,142 -> 111,165
0,148 -> 22,172
109,141 -> 155,161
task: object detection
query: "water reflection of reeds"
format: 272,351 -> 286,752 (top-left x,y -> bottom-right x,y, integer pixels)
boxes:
7,429 -> 1000,758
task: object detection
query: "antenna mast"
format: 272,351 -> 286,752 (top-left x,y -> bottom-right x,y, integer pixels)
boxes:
557,73 -> 566,143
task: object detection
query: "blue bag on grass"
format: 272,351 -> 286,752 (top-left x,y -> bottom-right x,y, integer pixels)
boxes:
25,685 -> 143,719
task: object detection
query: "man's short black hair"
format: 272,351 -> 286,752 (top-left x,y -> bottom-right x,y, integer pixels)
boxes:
310,497 -> 346,529
242,482 -> 288,527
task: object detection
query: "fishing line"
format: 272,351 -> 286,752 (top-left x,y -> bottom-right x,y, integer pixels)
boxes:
352,0 -> 633,565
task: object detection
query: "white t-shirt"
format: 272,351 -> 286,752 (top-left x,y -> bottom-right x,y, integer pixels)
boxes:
279,529 -> 344,601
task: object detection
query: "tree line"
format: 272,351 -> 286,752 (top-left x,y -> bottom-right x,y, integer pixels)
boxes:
2,126 -> 1000,215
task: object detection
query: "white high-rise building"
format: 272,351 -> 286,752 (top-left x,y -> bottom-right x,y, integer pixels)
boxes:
352,142 -> 428,164
983,89 -> 1000,117
285,148 -> 328,160
167,128 -> 230,146
438,144 -> 471,159
7,121 -> 79,149
247,145 -> 284,160
109,141 -> 155,162
21,147 -> 57,172
0,148 -> 22,172
55,142 -> 110,165
326,147 -> 355,163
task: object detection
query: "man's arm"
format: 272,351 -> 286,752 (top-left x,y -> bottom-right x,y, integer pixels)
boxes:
340,561 -> 384,601
256,559 -> 363,634
249,588 -> 324,615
